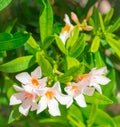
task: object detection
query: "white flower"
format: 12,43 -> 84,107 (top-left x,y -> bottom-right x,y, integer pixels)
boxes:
77,67 -> 111,94
37,82 -> 71,116
59,14 -> 74,45
15,66 -> 47,94
64,81 -> 95,108
10,85 -> 38,116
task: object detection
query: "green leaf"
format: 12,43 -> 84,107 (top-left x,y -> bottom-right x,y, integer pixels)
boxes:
43,35 -> 55,49
83,106 -> 116,127
94,51 -> 105,68
66,56 -> 80,70
8,108 -> 22,124
36,51 -> 54,77
104,8 -> 114,25
39,0 -> 53,43
94,109 -> 117,127
69,33 -> 86,58
0,55 -> 35,73
91,36 -> 101,53
99,12 -> 105,32
55,34 -> 68,55
0,32 -> 30,51
0,0 -> 12,11
85,92 -> 113,105
105,33 -> 120,57
109,17 -> 120,32
26,35 -> 40,54
66,25 -> 79,50
113,115 -> 120,127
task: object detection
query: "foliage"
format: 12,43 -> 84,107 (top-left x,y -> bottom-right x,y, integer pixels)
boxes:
0,0 -> 120,127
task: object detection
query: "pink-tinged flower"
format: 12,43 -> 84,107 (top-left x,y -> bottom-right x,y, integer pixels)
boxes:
77,67 -> 111,94
59,14 -> 74,45
15,66 -> 47,94
10,85 -> 38,116
37,82 -> 71,116
64,81 -> 95,108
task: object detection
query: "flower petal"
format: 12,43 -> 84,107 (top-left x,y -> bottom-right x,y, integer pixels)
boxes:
37,96 -> 47,114
74,94 -> 87,107
31,66 -> 42,78
94,75 -> 110,85
52,82 -> 61,92
13,85 -> 24,91
64,14 -> 71,25
10,93 -> 25,105
91,67 -> 108,75
16,72 -> 31,84
93,84 -> 102,94
59,32 -> 69,45
48,98 -> 61,116
83,87 -> 95,96
31,100 -> 38,111
55,93 -> 71,105
66,97 -> 73,108
19,99 -> 31,116
39,77 -> 47,88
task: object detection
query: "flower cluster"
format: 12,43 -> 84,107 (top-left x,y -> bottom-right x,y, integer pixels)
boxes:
10,66 -> 110,116
59,12 -> 93,44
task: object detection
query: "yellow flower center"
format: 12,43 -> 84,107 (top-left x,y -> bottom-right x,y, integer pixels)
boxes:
45,90 -> 54,100
31,78 -> 39,86
71,85 -> 79,94
62,24 -> 71,32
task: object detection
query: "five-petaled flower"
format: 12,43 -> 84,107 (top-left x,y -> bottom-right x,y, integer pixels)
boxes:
15,66 -> 47,94
77,67 -> 111,94
59,14 -> 74,45
37,82 -> 71,116
10,85 -> 38,116
64,80 -> 95,108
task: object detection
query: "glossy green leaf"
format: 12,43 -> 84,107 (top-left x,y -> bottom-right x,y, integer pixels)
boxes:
91,36 -> 101,53
105,33 -> 120,57
99,12 -> 105,32
109,17 -> 120,32
66,25 -> 79,49
0,0 -> 12,11
0,55 -> 35,73
36,51 -> 54,77
66,56 -> 80,70
8,108 -> 22,124
94,109 -> 117,127
69,33 -> 85,58
113,115 -> 120,127
85,92 -> 113,105
104,8 -> 114,25
43,35 -> 55,49
39,0 -> 53,43
26,35 -> 40,54
0,32 -> 30,51
94,51 -> 105,68
55,34 -> 68,55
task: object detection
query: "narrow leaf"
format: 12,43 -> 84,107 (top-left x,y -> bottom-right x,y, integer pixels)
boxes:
91,36 -> 101,53
99,12 -> 105,32
0,55 -> 35,73
36,52 -> 54,77
85,92 -> 113,105
0,0 -> 12,11
0,32 -> 30,51
39,0 -> 53,43
104,8 -> 114,25
55,34 -> 68,55
66,25 -> 79,49
105,33 -> 120,57
69,33 -> 85,58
